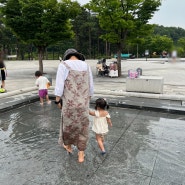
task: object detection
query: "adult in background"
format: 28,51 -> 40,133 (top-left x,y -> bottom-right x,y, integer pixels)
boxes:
0,50 -> 7,90
55,49 -> 94,163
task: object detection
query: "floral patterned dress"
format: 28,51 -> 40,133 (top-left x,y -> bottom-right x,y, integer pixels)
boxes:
59,62 -> 90,151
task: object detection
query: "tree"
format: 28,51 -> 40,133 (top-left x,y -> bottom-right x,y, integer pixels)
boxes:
144,35 -> 173,55
0,0 -> 81,73
154,25 -> 185,43
71,8 -> 105,58
87,0 -> 161,76
178,37 -> 185,56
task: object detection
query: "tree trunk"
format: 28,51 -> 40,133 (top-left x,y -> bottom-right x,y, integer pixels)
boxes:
38,46 -> 45,73
89,26 -> 91,59
105,40 -> 108,58
117,43 -> 122,77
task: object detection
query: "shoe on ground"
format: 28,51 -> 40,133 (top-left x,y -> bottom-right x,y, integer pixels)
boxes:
101,151 -> 106,155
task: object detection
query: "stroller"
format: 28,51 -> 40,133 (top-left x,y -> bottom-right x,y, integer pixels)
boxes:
96,58 -> 109,76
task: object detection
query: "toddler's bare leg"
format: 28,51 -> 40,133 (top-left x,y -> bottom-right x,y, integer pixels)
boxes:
96,134 -> 105,152
2,81 -> 5,88
40,97 -> 44,105
46,95 -> 51,104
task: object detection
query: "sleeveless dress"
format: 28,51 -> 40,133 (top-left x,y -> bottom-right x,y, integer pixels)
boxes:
59,62 -> 90,151
92,110 -> 110,135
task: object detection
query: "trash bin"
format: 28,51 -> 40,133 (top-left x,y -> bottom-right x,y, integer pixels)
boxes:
44,74 -> 52,85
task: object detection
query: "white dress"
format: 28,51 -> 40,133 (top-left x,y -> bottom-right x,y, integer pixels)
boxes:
92,110 -> 110,135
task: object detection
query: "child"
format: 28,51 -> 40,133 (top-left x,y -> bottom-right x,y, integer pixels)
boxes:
0,51 -> 7,90
89,98 -> 112,155
35,71 -> 51,105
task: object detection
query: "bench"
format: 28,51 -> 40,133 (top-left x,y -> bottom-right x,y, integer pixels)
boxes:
7,55 -> 17,59
126,76 -> 164,94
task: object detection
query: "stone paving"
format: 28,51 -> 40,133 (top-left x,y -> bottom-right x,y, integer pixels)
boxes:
1,59 -> 185,185
3,58 -> 185,96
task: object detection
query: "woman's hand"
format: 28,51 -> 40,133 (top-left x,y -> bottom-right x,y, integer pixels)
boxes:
58,103 -> 62,109
55,96 -> 62,109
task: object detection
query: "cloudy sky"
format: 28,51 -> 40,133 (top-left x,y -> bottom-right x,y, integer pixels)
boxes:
77,0 -> 185,29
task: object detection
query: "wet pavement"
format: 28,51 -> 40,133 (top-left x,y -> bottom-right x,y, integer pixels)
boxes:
1,101 -> 185,185
1,59 -> 185,184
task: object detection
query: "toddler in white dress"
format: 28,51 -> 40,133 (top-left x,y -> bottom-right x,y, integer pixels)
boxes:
89,98 -> 112,155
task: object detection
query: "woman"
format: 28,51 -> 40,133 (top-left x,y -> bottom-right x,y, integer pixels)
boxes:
55,49 -> 94,163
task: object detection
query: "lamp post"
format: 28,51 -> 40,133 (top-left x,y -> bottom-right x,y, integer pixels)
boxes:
145,50 -> 149,61
136,36 -> 139,58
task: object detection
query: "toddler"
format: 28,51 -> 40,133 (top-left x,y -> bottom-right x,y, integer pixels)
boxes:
35,71 -> 51,105
89,98 -> 112,155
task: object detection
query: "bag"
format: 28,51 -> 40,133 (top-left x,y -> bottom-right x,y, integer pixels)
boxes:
128,70 -> 138,78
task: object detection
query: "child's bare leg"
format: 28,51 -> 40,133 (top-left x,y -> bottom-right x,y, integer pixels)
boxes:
96,134 -> 105,152
46,95 -> 51,104
40,97 -> 44,105
1,81 -> 5,88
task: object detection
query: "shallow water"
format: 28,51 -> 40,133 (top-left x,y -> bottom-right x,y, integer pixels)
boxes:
0,102 -> 185,185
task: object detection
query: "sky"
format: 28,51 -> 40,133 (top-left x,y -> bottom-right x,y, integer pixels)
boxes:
77,0 -> 185,29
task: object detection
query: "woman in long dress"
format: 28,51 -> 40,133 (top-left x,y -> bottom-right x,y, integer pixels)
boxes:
55,49 -> 94,163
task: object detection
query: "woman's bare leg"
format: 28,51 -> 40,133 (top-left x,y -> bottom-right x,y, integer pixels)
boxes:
46,95 -> 51,104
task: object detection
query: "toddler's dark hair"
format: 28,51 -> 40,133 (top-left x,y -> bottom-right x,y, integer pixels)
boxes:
95,98 -> 109,110
35,71 -> 42,77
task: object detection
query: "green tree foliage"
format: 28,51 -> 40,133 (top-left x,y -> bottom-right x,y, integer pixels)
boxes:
0,0 -> 81,73
178,37 -> 185,56
154,25 -> 185,43
144,35 -> 173,56
87,0 -> 161,76
71,8 -> 106,59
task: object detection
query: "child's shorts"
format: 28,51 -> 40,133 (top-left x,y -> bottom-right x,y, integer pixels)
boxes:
39,89 -> 48,98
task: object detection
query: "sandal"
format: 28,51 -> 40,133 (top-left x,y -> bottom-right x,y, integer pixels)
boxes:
78,151 -> 85,163
101,151 -> 106,155
63,144 -> 72,154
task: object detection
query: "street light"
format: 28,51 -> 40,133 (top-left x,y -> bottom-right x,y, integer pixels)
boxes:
145,49 -> 149,61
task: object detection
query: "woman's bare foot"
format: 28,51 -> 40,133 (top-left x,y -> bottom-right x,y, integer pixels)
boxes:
63,144 -> 72,154
78,151 -> 85,163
